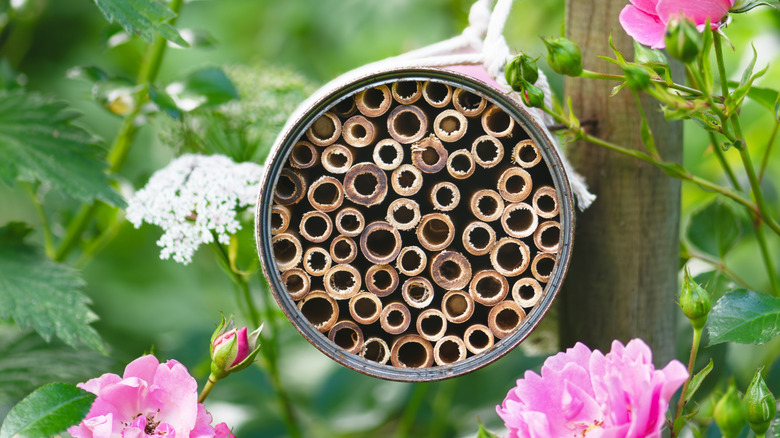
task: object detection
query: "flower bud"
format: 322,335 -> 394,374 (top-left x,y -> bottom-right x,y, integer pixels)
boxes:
744,369 -> 777,436
541,37 -> 583,77
679,269 -> 711,330
664,15 -> 701,63
505,54 -> 539,90
209,314 -> 263,380
622,65 -> 651,91
521,82 -> 545,108
714,382 -> 748,438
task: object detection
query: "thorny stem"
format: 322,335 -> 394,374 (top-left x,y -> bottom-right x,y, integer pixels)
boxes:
579,69 -> 702,96
707,132 -> 742,192
681,245 -> 751,290
671,327 -> 702,438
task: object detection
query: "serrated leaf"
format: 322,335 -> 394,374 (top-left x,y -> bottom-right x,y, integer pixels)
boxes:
0,223 -> 106,353
707,288 -> 780,345
92,0 -> 188,46
687,199 -> 741,258
0,90 -> 124,206
0,383 -> 95,438
682,359 -> 714,405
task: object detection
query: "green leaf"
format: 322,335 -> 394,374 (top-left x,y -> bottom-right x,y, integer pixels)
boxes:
744,86 -> 780,122
682,359 -> 714,406
0,223 -> 106,353
476,419 -> 499,438
690,111 -> 723,133
91,0 -> 188,46
0,383 -> 95,438
707,288 -> 780,345
725,46 -> 767,115
686,199 -> 741,258
0,90 -> 124,206
172,67 -> 240,111
149,85 -> 183,120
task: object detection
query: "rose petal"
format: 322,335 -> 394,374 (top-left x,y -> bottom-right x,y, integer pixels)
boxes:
656,0 -> 732,26
619,5 -> 667,49
629,0 -> 661,15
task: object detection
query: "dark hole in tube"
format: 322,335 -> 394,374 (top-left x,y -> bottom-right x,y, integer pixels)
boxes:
496,242 -> 524,271
468,330 -> 490,349
292,144 -> 313,165
477,196 -> 498,216
537,257 -> 555,277
457,90 -> 482,110
351,124 -> 367,139
366,229 -> 396,257
327,151 -> 348,168
519,144 -> 537,163
538,194 -> 556,213
275,174 -> 296,199
301,297 -> 331,326
401,251 -> 422,271
308,251 -> 327,271
476,276 -> 502,298
408,284 -> 428,301
363,340 -> 385,362
444,294 -> 468,316
333,328 -> 358,349
438,339 -> 461,363
271,212 -> 283,230
421,218 -> 450,245
340,214 -> 360,231
541,227 -> 560,248
312,116 -> 336,140
333,240 -> 352,259
395,81 -> 418,99
364,87 -> 385,109
332,270 -> 356,290
519,284 -> 536,300
435,187 -> 454,207
285,274 -> 304,293
505,175 -> 525,194
393,205 -> 415,224
439,260 -> 461,281
398,170 -> 417,188
312,182 -> 339,206
398,342 -> 427,368
333,98 -> 355,115
496,308 -> 520,331
273,238 -> 297,264
506,208 -> 534,232
475,140 -> 498,162
440,116 -> 460,133
355,297 -> 377,318
420,315 -> 443,336
387,309 -> 404,327
354,173 -> 378,196
379,145 -> 398,164
303,215 -> 328,238
421,147 -> 440,166
373,270 -> 392,290
425,82 -> 449,104
394,111 -> 421,137
469,227 -> 490,249
486,109 -> 511,133
451,154 -> 472,172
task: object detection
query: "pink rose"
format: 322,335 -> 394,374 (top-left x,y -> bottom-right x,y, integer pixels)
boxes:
209,315 -> 263,380
496,339 -> 688,438
619,0 -> 735,48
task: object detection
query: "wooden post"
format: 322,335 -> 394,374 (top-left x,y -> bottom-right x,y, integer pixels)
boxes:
559,0 -> 682,365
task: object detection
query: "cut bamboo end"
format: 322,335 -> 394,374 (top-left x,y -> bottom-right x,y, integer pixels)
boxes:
490,237 -> 531,277
308,176 -> 344,213
330,235 -> 358,264
306,111 -> 341,146
270,205 -> 291,235
321,144 -> 354,174
387,105 -> 427,144
391,164 -> 424,196
488,301 -> 526,339
469,270 -> 509,306
290,141 -> 319,169
512,277 -> 543,308
386,198 -> 422,231
396,246 -> 428,277
373,138 -> 404,170
335,207 -> 365,237
299,210 -> 333,243
332,95 -> 357,118
501,202 -> 538,239
274,168 -> 307,206
380,302 -> 412,335
401,276 -> 435,309
470,189 -> 505,222
365,264 -> 400,297
481,105 -> 514,138
343,163 -> 388,206
463,324 -> 494,355
497,167 -> 533,203
328,320 -> 365,355
416,213 -> 455,252
512,140 -> 541,168
433,109 -> 468,143
446,149 -> 476,180
298,291 -> 339,332
272,232 -> 302,271
349,292 -> 383,325
429,182 -> 460,212
462,221 -> 497,256
360,221 -> 402,264
452,88 -> 486,117
422,81 -> 452,108
342,115 -> 378,147
303,246 -> 332,276
531,253 -> 556,283
391,80 -> 422,105
416,309 -> 448,342
430,251 -> 472,290
281,268 -> 310,301
534,221 -> 561,253
471,135 -> 504,169
360,337 -> 391,364
411,134 -> 448,174
391,334 -> 434,368
441,290 -> 475,324
434,335 -> 467,366
533,186 -> 560,218
355,85 -> 392,118
324,264 -> 362,300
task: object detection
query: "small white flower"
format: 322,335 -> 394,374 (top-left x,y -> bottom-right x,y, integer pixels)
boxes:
126,154 -> 264,264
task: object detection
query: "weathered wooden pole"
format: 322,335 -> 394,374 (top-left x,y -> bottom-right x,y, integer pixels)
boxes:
559,0 -> 682,365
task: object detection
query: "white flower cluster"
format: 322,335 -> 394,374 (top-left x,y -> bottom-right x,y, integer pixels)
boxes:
126,154 -> 264,264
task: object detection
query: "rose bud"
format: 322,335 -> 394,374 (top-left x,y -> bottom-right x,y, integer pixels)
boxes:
714,381 -> 748,438
209,314 -> 263,380
744,369 -> 777,436
679,269 -> 711,330
664,15 -> 701,64
542,36 -> 583,77
521,82 -> 546,108
622,65 -> 652,91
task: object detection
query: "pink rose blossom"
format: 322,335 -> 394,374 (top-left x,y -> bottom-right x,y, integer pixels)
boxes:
496,339 -> 688,438
68,355 -> 236,438
619,0 -> 736,49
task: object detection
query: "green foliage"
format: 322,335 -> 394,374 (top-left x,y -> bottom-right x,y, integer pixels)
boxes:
91,0 -> 188,46
682,359 -> 714,407
686,199 -> 742,259
0,383 -> 95,438
476,419 -> 499,438
707,289 -> 780,345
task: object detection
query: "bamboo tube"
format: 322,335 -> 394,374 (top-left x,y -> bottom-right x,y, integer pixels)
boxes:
461,221 -> 496,256
469,189 -> 505,222
512,277 -> 543,308
471,135 -> 504,168
307,176 -> 344,213
327,320 -> 365,355
332,95 -> 357,118
343,163 -> 388,207
441,290 -> 475,324
534,221 -> 561,253
290,140 -> 319,169
298,291 -> 339,332
396,246 -> 427,276
463,324 -> 494,355
303,246 -> 332,276
349,292 -> 383,325
512,139 -> 542,168
446,149 -> 476,180
386,198 -> 422,231
391,164 -> 423,196
490,237 -> 530,277
531,253 -> 556,283
416,309 -> 447,342
373,138 -> 404,170
305,111 -> 341,146
391,80 -> 422,105
335,207 -> 365,237
433,335 -> 467,366
430,251 -> 472,290
270,205 -> 291,235
487,301 -> 526,339
422,81 -> 452,108
360,221 -> 402,264
329,235 -> 358,264
497,167 -> 533,203
360,337 -> 391,364
390,334 -> 434,368
281,268 -> 310,301
430,181 -> 460,212
299,210 -> 333,243
272,232 -> 302,271
481,104 -> 514,138
501,202 -> 538,239
323,264 -> 362,300
452,88 -> 487,117
321,144 -> 354,174
433,109 -> 468,143
468,270 -> 509,306
532,186 -> 560,218
365,264 -> 400,297
342,115 -> 378,147
380,302 -> 411,335
401,276 -> 435,309
387,105 -> 427,144
416,213 -> 455,252
355,85 -> 392,118
274,168 -> 307,206
411,134 -> 448,174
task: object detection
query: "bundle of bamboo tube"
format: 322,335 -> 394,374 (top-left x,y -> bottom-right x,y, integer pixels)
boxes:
269,78 -> 562,371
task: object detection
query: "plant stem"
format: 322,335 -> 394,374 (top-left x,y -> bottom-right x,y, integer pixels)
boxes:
198,375 -> 217,403
707,132 -> 742,192
394,383 -> 429,438
580,69 -> 702,95
759,121 -> 779,183
22,182 -> 54,258
671,327 -> 703,438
